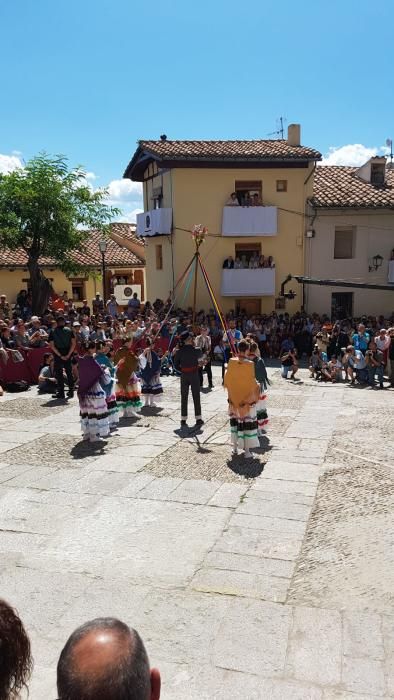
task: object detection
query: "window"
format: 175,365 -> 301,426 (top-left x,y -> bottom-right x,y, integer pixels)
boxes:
370,163 -> 385,186
331,292 -> 353,319
235,242 -> 261,266
155,244 -> 163,270
70,280 -> 86,302
234,180 -> 262,205
334,226 -> 354,259
276,179 -> 287,192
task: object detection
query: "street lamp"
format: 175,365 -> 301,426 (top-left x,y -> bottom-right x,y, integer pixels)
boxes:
369,254 -> 384,272
99,239 -> 108,302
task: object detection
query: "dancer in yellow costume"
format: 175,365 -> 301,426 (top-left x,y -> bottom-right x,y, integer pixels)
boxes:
223,339 -> 260,458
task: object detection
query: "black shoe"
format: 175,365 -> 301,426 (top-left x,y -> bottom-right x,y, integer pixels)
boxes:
209,384 -> 214,389
195,419 -> 204,427
67,390 -> 74,399
180,420 -> 187,428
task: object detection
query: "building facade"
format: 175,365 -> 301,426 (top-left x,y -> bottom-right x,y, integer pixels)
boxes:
306,159 -> 394,317
0,223 -> 146,306
124,126 -> 321,314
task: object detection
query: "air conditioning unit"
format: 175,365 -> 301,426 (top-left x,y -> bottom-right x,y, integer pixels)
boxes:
114,284 -> 142,305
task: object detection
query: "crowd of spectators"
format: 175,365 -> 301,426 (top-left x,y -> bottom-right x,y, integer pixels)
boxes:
226,191 -> 262,206
0,288 -> 393,391
0,597 -> 160,699
223,254 -> 275,269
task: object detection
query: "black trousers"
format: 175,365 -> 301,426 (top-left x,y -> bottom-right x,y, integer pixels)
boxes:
199,361 -> 213,387
54,355 -> 74,396
180,373 -> 201,420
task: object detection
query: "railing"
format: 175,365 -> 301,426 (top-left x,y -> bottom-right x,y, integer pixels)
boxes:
136,208 -> 173,237
221,268 -> 275,296
222,205 -> 278,236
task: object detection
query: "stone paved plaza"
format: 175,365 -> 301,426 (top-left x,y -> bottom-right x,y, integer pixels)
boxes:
0,366 -> 393,699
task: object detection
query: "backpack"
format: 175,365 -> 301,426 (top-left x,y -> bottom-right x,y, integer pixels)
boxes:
4,380 -> 30,392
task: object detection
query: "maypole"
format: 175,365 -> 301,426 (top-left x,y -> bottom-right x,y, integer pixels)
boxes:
191,224 -> 208,327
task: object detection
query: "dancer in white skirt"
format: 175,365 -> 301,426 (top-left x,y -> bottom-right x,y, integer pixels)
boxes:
139,339 -> 163,407
247,341 -> 269,435
78,342 -> 111,442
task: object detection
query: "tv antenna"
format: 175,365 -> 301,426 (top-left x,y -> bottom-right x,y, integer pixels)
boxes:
268,116 -> 286,139
386,138 -> 393,167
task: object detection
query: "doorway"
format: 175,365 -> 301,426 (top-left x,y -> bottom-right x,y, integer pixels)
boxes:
236,298 -> 261,315
331,292 -> 353,320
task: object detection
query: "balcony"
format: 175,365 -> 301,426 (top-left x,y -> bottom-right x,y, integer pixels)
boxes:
222,206 -> 278,237
136,208 -> 172,237
221,268 -> 275,297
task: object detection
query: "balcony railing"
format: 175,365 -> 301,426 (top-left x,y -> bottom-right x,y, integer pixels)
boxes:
221,268 -> 275,297
222,205 -> 278,236
136,208 -> 173,237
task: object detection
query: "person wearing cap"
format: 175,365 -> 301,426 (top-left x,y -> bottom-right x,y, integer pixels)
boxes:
28,316 -> 48,347
48,316 -> 76,399
106,294 -> 118,318
173,332 -> 203,429
80,299 -> 91,317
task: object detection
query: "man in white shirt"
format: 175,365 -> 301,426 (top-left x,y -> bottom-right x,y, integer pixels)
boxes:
195,326 -> 213,389
226,192 -> 239,206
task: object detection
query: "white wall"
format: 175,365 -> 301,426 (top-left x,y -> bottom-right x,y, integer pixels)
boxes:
306,210 -> 394,317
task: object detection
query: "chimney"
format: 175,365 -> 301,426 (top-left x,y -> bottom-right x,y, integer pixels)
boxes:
287,124 -> 301,146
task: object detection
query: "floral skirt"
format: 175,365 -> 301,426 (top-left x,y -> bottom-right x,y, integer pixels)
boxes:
115,372 -> 142,416
256,385 -> 268,432
141,370 -> 163,399
229,402 -> 260,451
79,382 -> 110,441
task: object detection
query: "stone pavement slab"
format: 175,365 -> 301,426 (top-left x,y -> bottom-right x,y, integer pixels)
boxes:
0,369 -> 393,698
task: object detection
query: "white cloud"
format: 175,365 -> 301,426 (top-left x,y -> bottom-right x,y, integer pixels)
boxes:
321,143 -> 390,166
0,153 -> 23,174
117,208 -> 143,223
107,178 -> 142,202
85,171 -> 98,181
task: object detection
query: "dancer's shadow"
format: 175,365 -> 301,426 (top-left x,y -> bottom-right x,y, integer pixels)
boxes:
253,434 -> 273,454
70,439 -> 108,460
140,405 -> 164,416
227,454 -> 265,479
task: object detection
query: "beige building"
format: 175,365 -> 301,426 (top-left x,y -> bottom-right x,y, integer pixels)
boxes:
0,223 -> 146,307
306,159 -> 394,318
124,126 -> 321,314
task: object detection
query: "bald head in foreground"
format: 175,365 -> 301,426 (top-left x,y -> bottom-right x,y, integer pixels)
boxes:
57,618 -> 161,700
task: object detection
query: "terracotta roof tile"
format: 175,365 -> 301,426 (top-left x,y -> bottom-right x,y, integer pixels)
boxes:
311,165 -> 394,209
110,222 -> 145,246
0,224 -> 145,268
138,139 -> 321,162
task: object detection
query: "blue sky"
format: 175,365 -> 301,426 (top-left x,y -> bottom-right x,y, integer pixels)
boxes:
1,0 -> 393,219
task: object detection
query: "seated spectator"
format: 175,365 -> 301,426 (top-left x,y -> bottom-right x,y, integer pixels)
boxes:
234,256 -> 243,269
326,354 -> 342,382
0,326 -> 15,349
365,340 -> 385,389
57,617 -> 161,700
13,321 -> 30,348
222,256 -> 234,269
309,345 -> 324,378
252,192 -> 262,206
38,353 -> 58,393
0,598 -> 32,700
346,345 -> 368,384
28,316 -> 49,347
226,192 -> 239,206
280,346 -> 298,379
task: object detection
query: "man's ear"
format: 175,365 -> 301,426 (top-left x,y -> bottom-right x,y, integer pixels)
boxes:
150,667 -> 161,700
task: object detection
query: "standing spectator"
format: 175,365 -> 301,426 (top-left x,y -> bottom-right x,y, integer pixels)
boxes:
0,598 -> 32,700
375,328 -> 390,368
226,191 -> 240,205
92,293 -> 104,315
352,323 -> 370,353
222,256 -> 234,269
0,295 -> 10,321
127,292 -> 141,319
106,293 -> 118,318
388,327 -> 394,387
195,325 -> 213,389
48,315 -> 76,399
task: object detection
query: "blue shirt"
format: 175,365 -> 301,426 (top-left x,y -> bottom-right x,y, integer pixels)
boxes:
352,332 -> 369,352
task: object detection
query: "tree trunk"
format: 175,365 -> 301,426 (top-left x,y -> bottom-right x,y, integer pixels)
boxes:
28,259 -> 52,315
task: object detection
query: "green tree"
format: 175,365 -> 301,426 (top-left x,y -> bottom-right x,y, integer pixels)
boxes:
0,153 -> 120,314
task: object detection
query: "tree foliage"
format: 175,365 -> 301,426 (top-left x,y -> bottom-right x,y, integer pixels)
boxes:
0,153 -> 120,312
